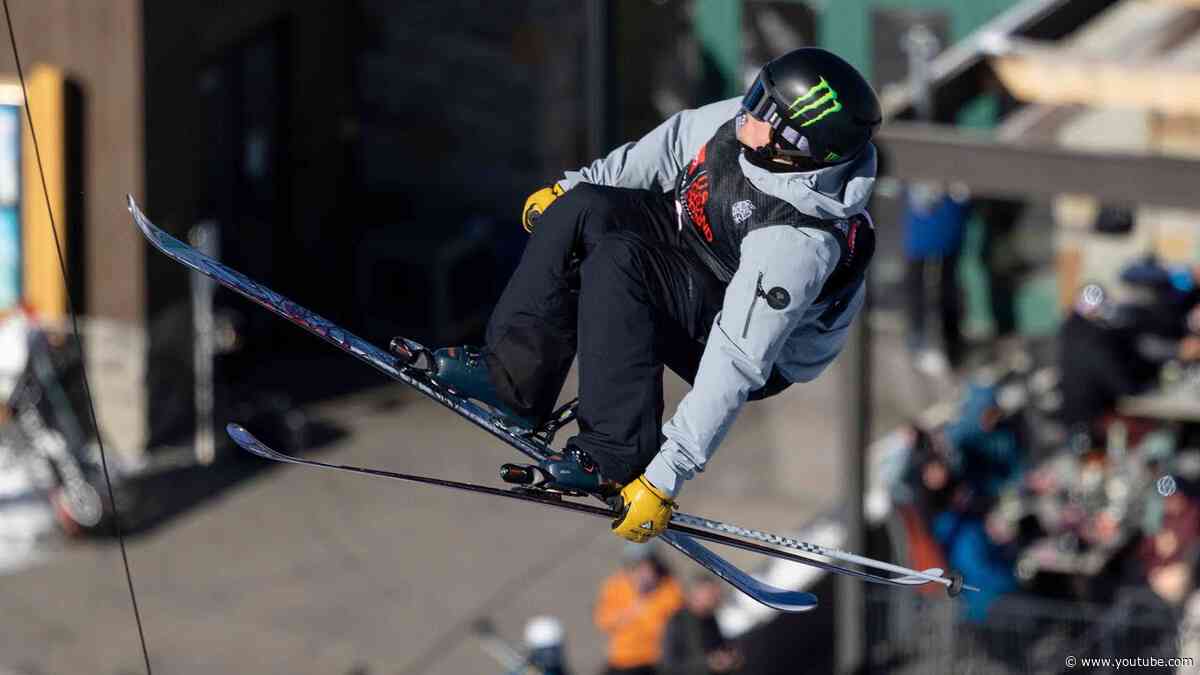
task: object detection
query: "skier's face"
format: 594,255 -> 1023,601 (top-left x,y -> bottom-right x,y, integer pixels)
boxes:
736,112 -> 774,151
738,112 -> 803,168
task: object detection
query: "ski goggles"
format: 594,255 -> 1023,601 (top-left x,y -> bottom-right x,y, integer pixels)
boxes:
741,72 -> 807,154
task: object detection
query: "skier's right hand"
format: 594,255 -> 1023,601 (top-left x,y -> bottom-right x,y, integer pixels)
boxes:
611,475 -> 675,543
522,184 -> 565,233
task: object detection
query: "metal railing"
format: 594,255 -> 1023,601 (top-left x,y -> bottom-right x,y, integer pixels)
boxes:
865,586 -> 1197,674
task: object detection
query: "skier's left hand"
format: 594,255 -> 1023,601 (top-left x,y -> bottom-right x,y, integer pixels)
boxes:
522,183 -> 565,233
611,475 -> 675,543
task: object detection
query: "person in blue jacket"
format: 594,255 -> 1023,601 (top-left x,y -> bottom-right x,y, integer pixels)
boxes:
902,182 -> 971,372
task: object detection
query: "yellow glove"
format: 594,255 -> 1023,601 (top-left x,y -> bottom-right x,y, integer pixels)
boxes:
522,184 -> 565,233
611,475 -> 676,543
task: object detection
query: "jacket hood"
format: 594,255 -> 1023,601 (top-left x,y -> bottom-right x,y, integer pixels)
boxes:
738,142 -> 877,220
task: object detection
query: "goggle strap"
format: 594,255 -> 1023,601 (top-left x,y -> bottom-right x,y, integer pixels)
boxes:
764,102 -> 779,126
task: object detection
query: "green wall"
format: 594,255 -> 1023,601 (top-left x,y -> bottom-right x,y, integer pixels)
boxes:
694,0 -> 743,97
817,0 -> 1019,78
694,1 -> 1021,98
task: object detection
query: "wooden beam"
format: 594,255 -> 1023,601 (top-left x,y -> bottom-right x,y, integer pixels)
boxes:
875,121 -> 1200,210
989,37 -> 1200,116
1146,0 -> 1200,8
880,0 -> 1122,120
1064,0 -> 1200,57
995,103 -> 1085,141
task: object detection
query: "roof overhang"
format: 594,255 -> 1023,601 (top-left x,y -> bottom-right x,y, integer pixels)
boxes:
874,0 -> 1200,208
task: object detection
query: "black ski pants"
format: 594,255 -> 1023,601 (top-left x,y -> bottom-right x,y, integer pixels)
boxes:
483,184 -> 725,484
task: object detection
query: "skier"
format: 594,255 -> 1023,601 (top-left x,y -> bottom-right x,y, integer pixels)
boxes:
432,48 -> 881,543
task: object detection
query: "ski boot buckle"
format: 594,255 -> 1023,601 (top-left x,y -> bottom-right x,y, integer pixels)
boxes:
389,337 -> 435,372
499,463 -> 589,498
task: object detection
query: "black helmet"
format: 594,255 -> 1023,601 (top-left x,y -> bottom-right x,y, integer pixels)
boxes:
742,48 -> 882,166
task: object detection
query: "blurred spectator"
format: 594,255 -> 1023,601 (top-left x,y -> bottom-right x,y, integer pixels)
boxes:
1121,254 -> 1199,292
524,615 -> 570,675
1093,205 -> 1136,237
1060,274 -> 1200,434
594,543 -> 683,675
0,305 -> 30,403
471,614 -> 571,675
943,383 -> 1026,617
902,182 -> 972,374
1181,580 -> 1200,671
1059,283 -> 1160,432
895,425 -> 958,516
889,426 -> 957,596
976,197 -> 1025,351
892,382 -> 1028,619
1138,491 -> 1200,606
931,495 -> 1019,621
661,574 -> 742,675
944,382 -> 1027,503
1120,255 -> 1200,343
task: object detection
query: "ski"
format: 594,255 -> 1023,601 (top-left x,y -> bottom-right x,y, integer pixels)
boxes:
226,424 -> 958,595
129,195 -> 970,606
228,423 -> 820,611
128,196 -> 552,466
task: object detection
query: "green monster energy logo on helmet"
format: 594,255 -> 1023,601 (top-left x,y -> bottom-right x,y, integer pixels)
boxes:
788,77 -> 842,127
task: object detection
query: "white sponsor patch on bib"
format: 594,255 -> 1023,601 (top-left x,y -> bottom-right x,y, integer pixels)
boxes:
731,199 -> 755,224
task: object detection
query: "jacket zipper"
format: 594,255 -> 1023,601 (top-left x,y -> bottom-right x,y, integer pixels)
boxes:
674,198 -> 735,283
742,271 -> 766,339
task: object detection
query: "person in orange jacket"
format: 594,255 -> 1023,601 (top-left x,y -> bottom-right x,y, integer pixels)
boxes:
594,543 -> 684,675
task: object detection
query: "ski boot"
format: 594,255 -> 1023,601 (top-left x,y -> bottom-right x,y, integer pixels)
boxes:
501,445 -> 621,500
427,346 -> 537,430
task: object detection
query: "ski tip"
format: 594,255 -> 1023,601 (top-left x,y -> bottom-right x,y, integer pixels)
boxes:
127,194 -> 157,241
225,423 -> 269,458
663,532 -> 818,613
225,423 -> 302,466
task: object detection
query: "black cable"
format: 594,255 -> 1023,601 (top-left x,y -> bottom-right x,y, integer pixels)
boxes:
2,2 -> 153,672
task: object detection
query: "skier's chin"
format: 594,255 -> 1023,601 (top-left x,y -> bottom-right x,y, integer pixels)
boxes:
741,144 -> 822,174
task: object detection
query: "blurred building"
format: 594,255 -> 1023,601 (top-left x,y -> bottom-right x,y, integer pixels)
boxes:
0,2 -> 144,457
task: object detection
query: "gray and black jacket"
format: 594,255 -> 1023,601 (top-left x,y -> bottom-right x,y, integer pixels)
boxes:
557,97 -> 877,497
